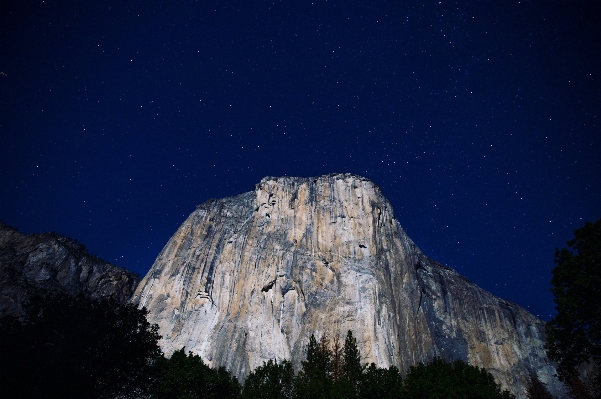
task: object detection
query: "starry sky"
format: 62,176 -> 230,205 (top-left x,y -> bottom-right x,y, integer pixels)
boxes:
1,0 -> 599,320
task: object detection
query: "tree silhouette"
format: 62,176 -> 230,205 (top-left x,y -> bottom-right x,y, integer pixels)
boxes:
241,359 -> 294,399
296,334 -> 333,399
402,357 -> 514,399
0,289 -> 162,398
342,330 -> 363,387
152,348 -> 241,399
361,363 -> 403,399
525,372 -> 554,399
546,218 -> 601,395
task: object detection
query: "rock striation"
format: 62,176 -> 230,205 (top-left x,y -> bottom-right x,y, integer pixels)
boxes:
132,174 -> 565,398
0,222 -> 139,317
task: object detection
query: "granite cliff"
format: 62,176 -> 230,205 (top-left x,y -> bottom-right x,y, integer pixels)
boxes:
0,222 -> 139,317
132,174 -> 565,398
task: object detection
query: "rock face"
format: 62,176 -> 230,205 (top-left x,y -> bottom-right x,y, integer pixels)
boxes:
0,222 -> 139,317
132,174 -> 565,398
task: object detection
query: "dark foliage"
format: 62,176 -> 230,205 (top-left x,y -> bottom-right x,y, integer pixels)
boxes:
331,333 -> 344,381
0,289 -> 162,399
295,334 -> 333,399
343,330 -> 364,389
241,359 -> 294,399
525,372 -> 554,399
0,283 -> 521,399
402,357 -> 514,399
565,374 -> 597,399
247,330 -> 512,399
329,330 -> 365,399
152,348 -> 241,399
546,219 -> 601,394
361,363 -> 403,399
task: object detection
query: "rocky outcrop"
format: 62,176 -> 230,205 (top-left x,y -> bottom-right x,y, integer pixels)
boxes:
0,222 -> 139,317
132,174 -> 565,398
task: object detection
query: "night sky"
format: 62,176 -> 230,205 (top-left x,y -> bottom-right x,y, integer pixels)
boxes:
1,0 -> 599,321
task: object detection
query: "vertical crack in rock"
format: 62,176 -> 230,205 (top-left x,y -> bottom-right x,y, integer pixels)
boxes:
131,174 -> 566,399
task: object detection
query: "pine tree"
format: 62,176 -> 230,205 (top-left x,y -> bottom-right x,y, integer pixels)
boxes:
300,334 -> 332,380
546,218 -> 601,391
342,330 -> 363,388
241,359 -> 294,399
152,348 -> 241,399
319,332 -> 333,378
332,333 -> 344,381
296,334 -> 333,399
403,357 -> 514,399
361,363 -> 403,399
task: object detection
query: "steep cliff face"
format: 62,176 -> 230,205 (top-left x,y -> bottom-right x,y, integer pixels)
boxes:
0,223 -> 139,316
132,174 -> 565,398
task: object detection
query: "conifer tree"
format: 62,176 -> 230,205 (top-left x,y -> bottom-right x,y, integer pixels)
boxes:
402,357 -> 514,399
546,219 -> 601,387
296,334 -> 333,399
241,359 -> 294,399
318,332 -> 333,377
152,348 -> 241,399
332,333 -> 344,381
342,330 -> 363,388
361,363 -> 403,399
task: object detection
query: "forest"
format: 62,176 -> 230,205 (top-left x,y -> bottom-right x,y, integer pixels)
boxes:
0,289 -> 514,399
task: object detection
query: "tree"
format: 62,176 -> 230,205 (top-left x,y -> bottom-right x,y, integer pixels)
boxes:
332,333 -> 344,381
328,330 -> 362,399
526,372 -> 554,399
241,359 -> 294,399
152,348 -> 241,399
361,363 -> 403,399
565,375 -> 596,399
402,357 -> 514,399
546,219 -> 601,392
342,330 -> 364,387
238,330 -> 519,398
0,289 -> 162,398
296,334 -> 334,399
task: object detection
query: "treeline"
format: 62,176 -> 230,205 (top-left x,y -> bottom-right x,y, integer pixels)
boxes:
242,331 -> 514,399
2,219 -> 598,398
0,289 -> 517,399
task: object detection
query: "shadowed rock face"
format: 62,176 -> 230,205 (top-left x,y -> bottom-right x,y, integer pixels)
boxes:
0,223 -> 139,316
132,174 -> 565,398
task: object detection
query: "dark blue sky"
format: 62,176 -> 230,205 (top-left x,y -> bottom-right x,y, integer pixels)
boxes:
1,0 -> 599,320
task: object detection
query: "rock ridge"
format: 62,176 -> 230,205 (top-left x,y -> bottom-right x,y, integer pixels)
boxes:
0,222 -> 139,317
132,174 -> 565,398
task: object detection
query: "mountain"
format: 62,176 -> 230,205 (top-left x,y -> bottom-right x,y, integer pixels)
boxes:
0,222 -> 139,317
132,174 -> 565,398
